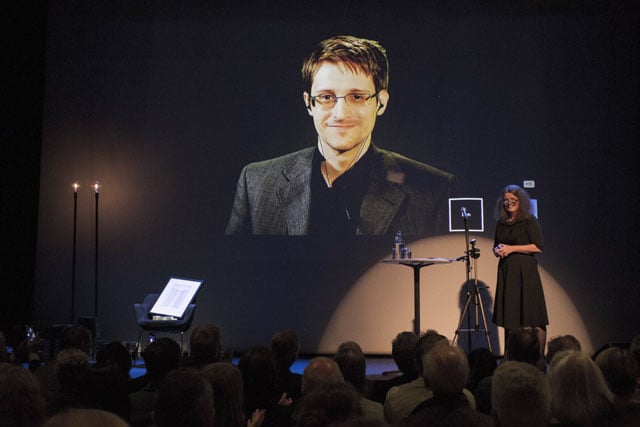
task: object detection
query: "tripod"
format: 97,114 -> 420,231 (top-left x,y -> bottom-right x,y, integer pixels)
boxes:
452,211 -> 492,352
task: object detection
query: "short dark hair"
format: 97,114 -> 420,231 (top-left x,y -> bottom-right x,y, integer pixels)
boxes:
301,35 -> 389,93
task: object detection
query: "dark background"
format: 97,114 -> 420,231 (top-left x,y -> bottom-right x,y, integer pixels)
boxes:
2,1 -> 639,352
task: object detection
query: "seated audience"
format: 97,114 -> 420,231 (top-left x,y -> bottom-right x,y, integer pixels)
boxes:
404,341 -> 492,426
595,346 -> 640,425
369,331 -> 419,404
383,330 -> 476,425
334,341 -> 384,421
467,347 -> 497,394
548,350 -> 615,426
129,337 -> 181,427
181,323 -> 224,369
202,361 -> 265,427
301,356 -> 345,395
546,334 -> 581,367
0,362 -> 47,426
239,345 -> 291,427
152,368 -> 215,427
491,360 -> 550,427
51,347 -> 131,421
96,341 -> 147,394
270,330 -> 302,402
474,327 -> 543,416
293,381 -> 363,427
33,324 -> 93,409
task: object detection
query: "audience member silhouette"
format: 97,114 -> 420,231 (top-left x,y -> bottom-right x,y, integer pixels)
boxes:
202,361 -> 262,427
548,350 -> 615,426
491,360 -> 550,427
301,356 -> 345,395
152,368 -> 215,427
383,330 -> 476,425
466,347 -> 497,395
32,324 -> 92,409
546,334 -> 581,367
50,347 -> 131,421
369,331 -> 419,404
96,341 -> 147,394
238,345 -> 291,427
404,342 -> 492,427
334,341 -> 384,421
43,407 -> 128,427
181,323 -> 224,369
129,337 -> 181,427
474,327 -> 543,415
293,381 -> 363,427
270,330 -> 302,402
0,362 -> 47,426
595,346 -> 640,425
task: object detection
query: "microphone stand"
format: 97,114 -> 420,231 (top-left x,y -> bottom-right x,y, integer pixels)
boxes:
452,210 -> 492,353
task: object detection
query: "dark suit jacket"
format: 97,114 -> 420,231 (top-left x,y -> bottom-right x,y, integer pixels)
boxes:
225,145 -> 455,236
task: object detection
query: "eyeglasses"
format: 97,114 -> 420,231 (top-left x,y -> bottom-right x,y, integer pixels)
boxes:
503,198 -> 519,207
309,92 -> 377,109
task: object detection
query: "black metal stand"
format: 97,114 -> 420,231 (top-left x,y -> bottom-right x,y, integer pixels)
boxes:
452,212 -> 492,352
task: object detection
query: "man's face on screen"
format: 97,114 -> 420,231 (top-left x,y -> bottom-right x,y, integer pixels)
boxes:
304,61 -> 388,154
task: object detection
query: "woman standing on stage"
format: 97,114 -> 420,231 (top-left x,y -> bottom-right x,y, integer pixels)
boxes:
493,184 -> 549,354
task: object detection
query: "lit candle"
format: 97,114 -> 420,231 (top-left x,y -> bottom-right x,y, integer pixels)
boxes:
73,182 -> 79,193
94,181 -> 100,193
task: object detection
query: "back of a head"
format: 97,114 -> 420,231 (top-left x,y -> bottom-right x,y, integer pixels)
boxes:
505,328 -> 541,366
189,323 -> 222,362
492,361 -> 550,427
392,332 -> 418,377
546,335 -> 581,365
467,347 -> 497,392
61,324 -> 92,354
415,330 -> 447,376
202,362 -> 245,427
43,408 -> 128,427
142,337 -> 181,382
96,341 -> 132,376
270,330 -> 300,370
424,342 -> 469,396
0,362 -> 46,427
153,368 -> 215,427
0,332 -> 7,363
334,341 -> 366,393
595,346 -> 639,399
294,381 -> 363,427
302,356 -> 344,395
548,350 -> 614,425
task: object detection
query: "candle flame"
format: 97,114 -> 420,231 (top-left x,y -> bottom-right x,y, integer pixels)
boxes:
73,182 -> 79,193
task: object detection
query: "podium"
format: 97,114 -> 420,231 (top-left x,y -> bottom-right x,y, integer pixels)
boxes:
382,258 -> 456,335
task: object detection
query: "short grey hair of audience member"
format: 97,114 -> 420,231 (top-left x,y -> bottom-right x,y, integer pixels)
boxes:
43,408 -> 128,427
423,341 -> 469,397
595,346 -> 640,399
548,350 -> 614,425
301,356 -> 344,395
491,361 -> 550,427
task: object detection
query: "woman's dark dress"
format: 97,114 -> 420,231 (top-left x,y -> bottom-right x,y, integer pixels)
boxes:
492,216 -> 549,329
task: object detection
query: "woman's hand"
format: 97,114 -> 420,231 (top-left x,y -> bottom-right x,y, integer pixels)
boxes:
494,244 -> 510,258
